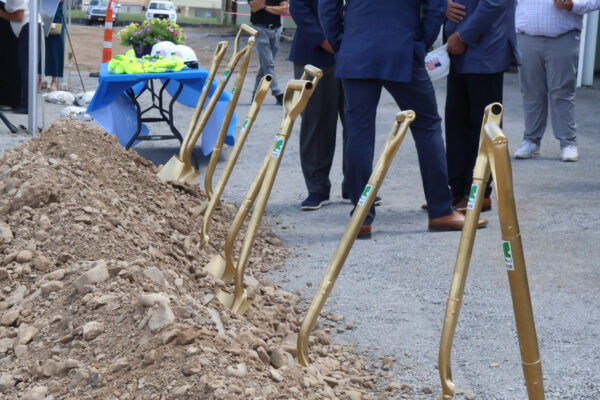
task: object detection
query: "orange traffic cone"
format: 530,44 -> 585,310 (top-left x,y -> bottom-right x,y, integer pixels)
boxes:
101,0 -> 115,63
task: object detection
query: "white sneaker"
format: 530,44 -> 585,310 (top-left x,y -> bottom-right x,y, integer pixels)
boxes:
561,145 -> 578,162
514,141 -> 540,159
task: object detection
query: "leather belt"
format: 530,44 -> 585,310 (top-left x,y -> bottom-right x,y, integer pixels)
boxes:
254,23 -> 281,30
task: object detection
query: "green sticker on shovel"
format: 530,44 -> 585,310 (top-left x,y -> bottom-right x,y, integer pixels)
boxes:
503,241 -> 514,271
272,138 -> 284,158
221,69 -> 231,81
240,119 -> 249,134
467,184 -> 478,210
358,185 -> 372,206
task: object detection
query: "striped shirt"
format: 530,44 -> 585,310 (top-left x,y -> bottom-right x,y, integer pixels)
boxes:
516,0 -> 600,37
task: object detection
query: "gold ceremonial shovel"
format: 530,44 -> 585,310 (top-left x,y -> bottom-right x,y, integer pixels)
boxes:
215,65 -> 323,314
297,110 -> 416,367
182,41 -> 227,145
197,74 -> 273,251
204,148 -> 272,282
438,103 -> 545,400
201,26 -> 260,202
157,24 -> 259,184
156,40 -> 227,183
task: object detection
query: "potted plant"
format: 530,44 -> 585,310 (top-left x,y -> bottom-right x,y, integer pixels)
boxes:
118,18 -> 186,58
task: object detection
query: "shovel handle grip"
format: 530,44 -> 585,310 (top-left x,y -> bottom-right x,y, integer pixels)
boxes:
251,74 -> 273,110
484,121 -> 506,144
301,64 -> 323,80
300,64 -> 323,90
395,110 -> 415,123
213,41 -> 228,60
233,24 -> 258,54
286,80 -> 312,92
385,111 -> 415,147
240,23 -> 258,37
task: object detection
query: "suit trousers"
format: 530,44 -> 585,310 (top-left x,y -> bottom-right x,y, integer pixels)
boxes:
342,61 -> 454,225
253,25 -> 284,97
517,31 -> 578,148
444,65 -> 503,199
294,63 -> 347,196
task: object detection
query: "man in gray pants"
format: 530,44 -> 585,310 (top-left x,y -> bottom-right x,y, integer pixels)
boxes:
248,0 -> 288,105
514,0 -> 600,162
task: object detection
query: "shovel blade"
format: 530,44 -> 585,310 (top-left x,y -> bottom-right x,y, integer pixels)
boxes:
181,168 -> 201,186
157,155 -> 195,184
217,289 -> 234,309
231,290 -> 252,315
216,289 -> 252,315
205,253 -> 226,278
204,253 -> 236,283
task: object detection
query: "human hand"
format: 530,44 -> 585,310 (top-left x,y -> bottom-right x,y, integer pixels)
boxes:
446,0 -> 466,23
250,0 -> 266,11
554,0 -> 573,11
447,32 -> 467,55
320,39 -> 335,54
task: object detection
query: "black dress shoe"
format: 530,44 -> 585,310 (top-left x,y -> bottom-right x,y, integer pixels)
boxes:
275,93 -> 283,105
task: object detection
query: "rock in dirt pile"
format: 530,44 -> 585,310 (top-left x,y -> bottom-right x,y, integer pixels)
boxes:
0,120 -> 404,399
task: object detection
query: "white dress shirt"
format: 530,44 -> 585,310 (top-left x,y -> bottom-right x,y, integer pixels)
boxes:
4,0 -> 28,37
516,0 -> 600,37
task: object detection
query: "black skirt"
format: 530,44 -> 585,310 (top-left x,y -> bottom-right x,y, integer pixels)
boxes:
0,2 -> 22,108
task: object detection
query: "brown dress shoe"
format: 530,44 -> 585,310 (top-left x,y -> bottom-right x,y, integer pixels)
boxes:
454,196 -> 492,213
428,210 -> 488,232
357,225 -> 371,239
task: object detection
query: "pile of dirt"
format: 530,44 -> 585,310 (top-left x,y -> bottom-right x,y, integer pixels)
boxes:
0,120 -> 408,399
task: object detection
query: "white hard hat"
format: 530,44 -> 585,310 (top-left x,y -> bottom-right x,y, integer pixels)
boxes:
424,44 -> 450,82
171,45 -> 198,68
151,41 -> 176,57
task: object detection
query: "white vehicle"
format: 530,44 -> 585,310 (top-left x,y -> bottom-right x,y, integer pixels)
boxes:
85,0 -> 119,26
146,1 -> 177,23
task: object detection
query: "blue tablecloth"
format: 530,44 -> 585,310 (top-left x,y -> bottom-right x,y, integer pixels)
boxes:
87,63 -> 235,155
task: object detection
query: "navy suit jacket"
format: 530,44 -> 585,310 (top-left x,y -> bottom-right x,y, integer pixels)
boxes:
289,0 -> 335,68
318,0 -> 446,82
444,0 -> 521,74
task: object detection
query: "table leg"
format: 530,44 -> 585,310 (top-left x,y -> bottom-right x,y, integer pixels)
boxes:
125,88 -> 144,150
166,82 -> 184,142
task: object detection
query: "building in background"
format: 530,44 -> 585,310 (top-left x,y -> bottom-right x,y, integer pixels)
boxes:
119,0 -> 144,14
171,0 -> 220,18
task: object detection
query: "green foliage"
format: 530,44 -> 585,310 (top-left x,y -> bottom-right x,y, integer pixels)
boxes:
176,15 -> 221,25
67,11 -> 222,26
117,18 -> 186,48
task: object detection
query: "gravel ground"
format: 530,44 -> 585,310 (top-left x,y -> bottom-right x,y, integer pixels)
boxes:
1,30 -> 599,400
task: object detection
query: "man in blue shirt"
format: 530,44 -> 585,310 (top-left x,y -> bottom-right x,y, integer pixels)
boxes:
443,0 -> 519,210
318,0 -> 487,238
